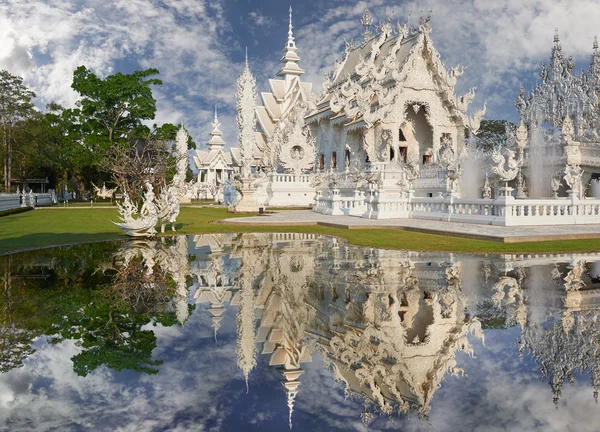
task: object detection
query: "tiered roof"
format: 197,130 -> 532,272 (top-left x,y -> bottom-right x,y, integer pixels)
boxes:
254,7 -> 313,163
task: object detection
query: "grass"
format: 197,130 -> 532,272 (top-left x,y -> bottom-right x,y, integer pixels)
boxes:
1,206 -> 600,255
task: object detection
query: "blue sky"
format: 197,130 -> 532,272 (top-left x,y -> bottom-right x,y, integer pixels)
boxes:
1,0 -> 600,148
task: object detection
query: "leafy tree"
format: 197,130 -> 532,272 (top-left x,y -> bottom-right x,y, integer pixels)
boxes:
0,70 -> 36,192
475,119 -> 516,150
70,66 -> 162,147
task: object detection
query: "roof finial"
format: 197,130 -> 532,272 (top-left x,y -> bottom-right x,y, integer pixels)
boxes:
276,5 -> 304,78
286,6 -> 295,48
245,46 -> 248,67
594,36 -> 599,51
214,105 -> 218,122
554,28 -> 560,44
362,6 -> 372,40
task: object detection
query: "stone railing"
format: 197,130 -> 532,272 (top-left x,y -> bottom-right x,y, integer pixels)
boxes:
270,173 -> 313,184
313,187 -> 365,216
374,195 -> 600,226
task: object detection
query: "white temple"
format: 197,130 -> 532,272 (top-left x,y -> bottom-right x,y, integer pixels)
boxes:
194,7 -> 600,226
190,108 -> 241,201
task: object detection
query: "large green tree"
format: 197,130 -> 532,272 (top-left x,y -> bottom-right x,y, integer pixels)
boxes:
0,70 -> 36,192
71,66 -> 162,146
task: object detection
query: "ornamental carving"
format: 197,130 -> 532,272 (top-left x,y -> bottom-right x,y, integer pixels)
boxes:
276,112 -> 316,174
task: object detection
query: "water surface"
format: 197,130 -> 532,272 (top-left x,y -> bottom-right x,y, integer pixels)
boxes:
1,233 -> 599,431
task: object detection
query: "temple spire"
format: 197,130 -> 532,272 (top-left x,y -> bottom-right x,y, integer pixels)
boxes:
362,7 -> 372,41
277,6 -> 305,80
591,36 -> 600,79
207,105 -> 226,151
550,28 -> 563,78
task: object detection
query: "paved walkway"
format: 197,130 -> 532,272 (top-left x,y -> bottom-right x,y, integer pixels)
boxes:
218,210 -> 600,243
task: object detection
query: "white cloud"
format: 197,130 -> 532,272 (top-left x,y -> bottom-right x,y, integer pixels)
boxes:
1,0 -> 599,149
294,0 -> 600,121
248,11 -> 273,28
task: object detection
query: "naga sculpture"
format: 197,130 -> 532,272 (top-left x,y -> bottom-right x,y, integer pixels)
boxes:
490,148 -> 520,183
113,182 -> 159,237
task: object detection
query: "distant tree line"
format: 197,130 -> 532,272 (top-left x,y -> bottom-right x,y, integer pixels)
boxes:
0,67 -> 195,198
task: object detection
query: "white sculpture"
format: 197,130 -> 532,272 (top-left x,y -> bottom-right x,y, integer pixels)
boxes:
490,148 -> 520,183
564,164 -> 584,198
157,178 -> 181,233
551,176 -> 562,198
237,49 -> 257,179
482,173 -> 492,199
92,182 -> 117,200
113,182 -> 159,237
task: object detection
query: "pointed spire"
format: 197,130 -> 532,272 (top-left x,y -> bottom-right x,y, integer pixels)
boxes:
288,6 -> 293,41
207,106 -> 226,151
550,29 -> 563,78
279,367 -> 304,430
591,36 -> 600,79
277,6 -> 305,79
362,7 -> 373,41
245,46 -> 249,68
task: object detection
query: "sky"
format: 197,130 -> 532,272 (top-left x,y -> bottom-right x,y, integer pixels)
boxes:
1,0 -> 600,149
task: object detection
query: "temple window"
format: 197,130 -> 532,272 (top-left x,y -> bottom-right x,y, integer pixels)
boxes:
345,149 -> 351,167
399,129 -> 407,142
319,153 -> 325,170
399,146 -> 408,162
332,152 -> 337,169
389,147 -> 395,161
422,154 -> 431,165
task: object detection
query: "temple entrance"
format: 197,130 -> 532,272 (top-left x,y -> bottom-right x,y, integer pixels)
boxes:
402,105 -> 433,166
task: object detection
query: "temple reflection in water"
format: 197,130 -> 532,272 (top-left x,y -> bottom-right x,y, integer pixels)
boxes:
2,233 -> 600,430
110,233 -> 600,427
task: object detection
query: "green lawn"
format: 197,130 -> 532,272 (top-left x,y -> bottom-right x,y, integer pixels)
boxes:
1,207 -> 600,255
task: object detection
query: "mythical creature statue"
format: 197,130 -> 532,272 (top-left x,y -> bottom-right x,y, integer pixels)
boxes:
551,176 -> 562,198
92,183 -> 117,200
113,182 -> 159,237
482,173 -> 492,199
490,148 -> 520,183
157,176 -> 181,233
563,164 -> 584,197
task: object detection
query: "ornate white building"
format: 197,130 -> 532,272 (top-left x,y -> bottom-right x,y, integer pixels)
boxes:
190,108 -> 241,200
516,31 -> 600,198
308,12 -> 484,177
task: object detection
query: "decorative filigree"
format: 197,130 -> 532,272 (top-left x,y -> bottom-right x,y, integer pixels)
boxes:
236,54 -> 258,177
276,106 -> 316,174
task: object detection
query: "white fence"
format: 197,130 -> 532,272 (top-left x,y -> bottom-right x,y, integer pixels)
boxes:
315,191 -> 600,226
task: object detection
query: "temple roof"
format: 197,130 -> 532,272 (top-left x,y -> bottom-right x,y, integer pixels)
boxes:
308,17 -> 486,132
331,33 -> 420,87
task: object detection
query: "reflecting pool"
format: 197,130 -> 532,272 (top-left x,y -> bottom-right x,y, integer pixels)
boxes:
1,233 -> 600,431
